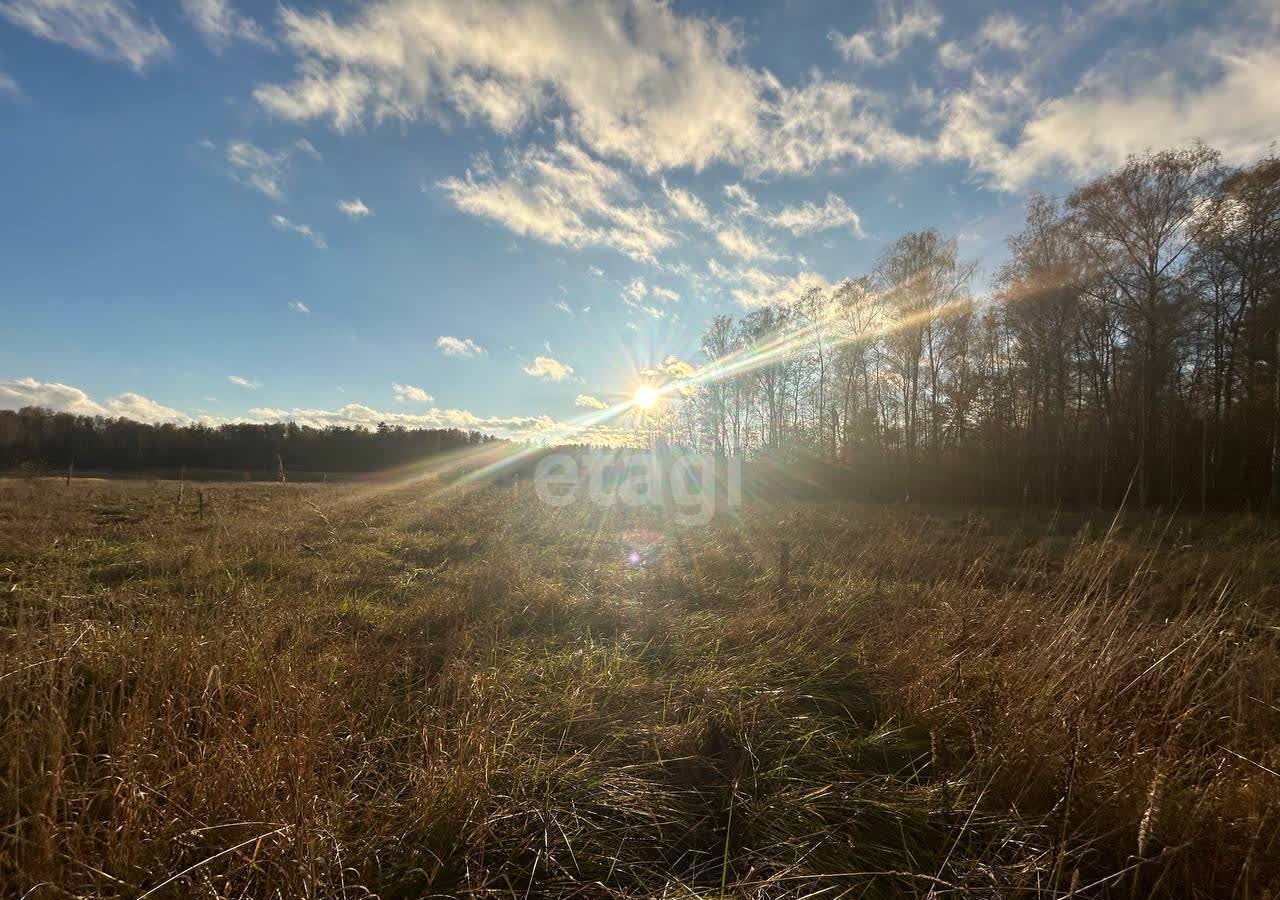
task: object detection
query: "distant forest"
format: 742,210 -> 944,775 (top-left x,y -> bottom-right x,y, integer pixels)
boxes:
0,407 -> 494,477
654,145 -> 1280,512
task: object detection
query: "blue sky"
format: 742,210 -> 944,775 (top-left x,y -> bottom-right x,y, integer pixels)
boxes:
1,0 -> 1277,440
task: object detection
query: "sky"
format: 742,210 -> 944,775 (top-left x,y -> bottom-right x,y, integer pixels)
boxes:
1,0 -> 1278,442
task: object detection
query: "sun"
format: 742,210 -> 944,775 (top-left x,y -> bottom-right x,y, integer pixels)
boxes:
634,385 -> 659,409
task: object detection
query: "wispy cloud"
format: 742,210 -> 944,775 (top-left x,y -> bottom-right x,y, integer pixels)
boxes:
0,71 -> 20,98
708,265 -> 832,309
662,180 -> 712,226
575,394 -> 607,410
220,139 -> 317,199
337,197 -> 372,218
180,0 -> 273,53
722,183 -> 863,239
439,142 -> 674,263
978,13 -> 1029,53
829,0 -> 942,65
271,214 -> 326,248
392,382 -> 432,403
760,194 -> 864,237
225,140 -> 286,198
622,278 -> 665,319
254,0 -> 922,177
436,335 -> 485,358
288,300 -> 310,314
723,183 -> 760,216
523,355 -> 573,381
715,226 -> 784,262
227,375 -> 260,389
0,0 -> 171,72
929,0 -> 1280,189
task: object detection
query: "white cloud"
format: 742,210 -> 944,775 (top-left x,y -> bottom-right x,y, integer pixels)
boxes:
716,226 -> 783,262
1,376 -> 106,416
249,403 -> 548,438
392,382 -> 433,403
221,139 -> 320,200
0,0 -> 171,71
923,0 -> 1280,189
337,197 -> 372,218
723,183 -> 759,216
829,0 -> 942,65
180,0 -> 273,52
271,214 -> 326,248
247,401 -> 640,445
623,278 -> 648,303
554,299 -> 572,314
575,393 -> 607,410
0,377 -> 640,444
0,377 -> 189,424
709,266 -> 832,309
979,13 -> 1029,53
0,71 -> 20,97
758,78 -> 931,173
224,141 -> 286,198
288,300 -> 310,314
662,180 -> 712,226
937,12 -> 1030,72
293,137 -> 321,160
523,355 -> 573,381
227,375 -> 259,389
105,392 -> 191,424
760,193 -> 864,237
439,142 -> 674,263
254,0 -> 921,177
989,37 -> 1280,188
436,335 -> 485,357
937,41 -> 974,70
621,277 -> 665,318
651,285 -> 681,302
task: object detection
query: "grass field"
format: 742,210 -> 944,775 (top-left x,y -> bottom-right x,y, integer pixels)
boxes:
2,476 -> 1279,898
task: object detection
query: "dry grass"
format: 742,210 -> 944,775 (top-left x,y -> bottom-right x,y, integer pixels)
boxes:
1,477 -> 1277,898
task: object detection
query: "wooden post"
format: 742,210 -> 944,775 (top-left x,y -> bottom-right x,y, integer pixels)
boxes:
197,490 -> 204,519
776,541 -> 791,606
66,459 -> 74,487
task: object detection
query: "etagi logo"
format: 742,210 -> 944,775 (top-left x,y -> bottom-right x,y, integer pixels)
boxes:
533,450 -> 741,526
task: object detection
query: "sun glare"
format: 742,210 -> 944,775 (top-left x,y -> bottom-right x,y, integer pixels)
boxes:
634,385 -> 659,409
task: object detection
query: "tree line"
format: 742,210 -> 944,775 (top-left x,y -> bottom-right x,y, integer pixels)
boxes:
661,145 -> 1280,510
0,407 -> 493,478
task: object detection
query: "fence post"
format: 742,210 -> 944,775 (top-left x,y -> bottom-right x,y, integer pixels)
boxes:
66,459 -> 74,487
198,490 -> 204,519
776,540 -> 791,606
